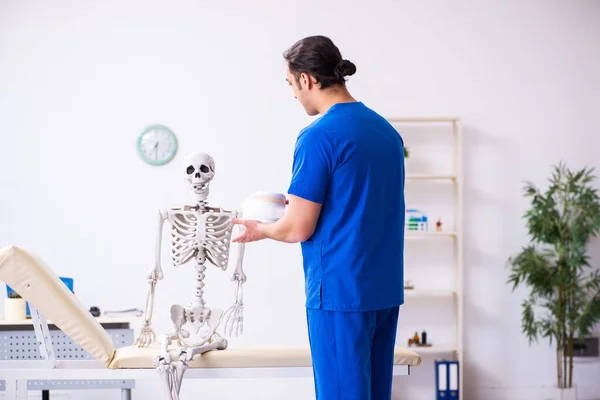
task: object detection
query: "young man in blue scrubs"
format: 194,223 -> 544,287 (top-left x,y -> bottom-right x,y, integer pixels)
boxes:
232,35 -> 405,400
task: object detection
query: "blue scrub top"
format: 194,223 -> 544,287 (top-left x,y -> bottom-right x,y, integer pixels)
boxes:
288,101 -> 405,312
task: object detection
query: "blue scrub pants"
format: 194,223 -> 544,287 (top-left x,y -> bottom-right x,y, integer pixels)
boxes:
306,306 -> 400,400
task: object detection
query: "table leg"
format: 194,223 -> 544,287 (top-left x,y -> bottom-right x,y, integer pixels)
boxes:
16,380 -> 28,400
121,388 -> 132,400
5,380 -> 16,400
42,390 -> 49,400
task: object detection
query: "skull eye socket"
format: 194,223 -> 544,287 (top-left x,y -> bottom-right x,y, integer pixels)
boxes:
186,166 -> 195,175
200,165 -> 210,173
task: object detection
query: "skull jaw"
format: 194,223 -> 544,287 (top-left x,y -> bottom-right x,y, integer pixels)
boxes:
191,182 -> 210,201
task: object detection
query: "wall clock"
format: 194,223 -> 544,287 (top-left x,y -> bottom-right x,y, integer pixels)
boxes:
137,124 -> 178,166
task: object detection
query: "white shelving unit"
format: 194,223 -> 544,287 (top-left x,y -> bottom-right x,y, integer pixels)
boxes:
387,116 -> 464,398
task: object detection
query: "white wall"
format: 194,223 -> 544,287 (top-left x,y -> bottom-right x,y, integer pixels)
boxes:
1,0 -> 600,399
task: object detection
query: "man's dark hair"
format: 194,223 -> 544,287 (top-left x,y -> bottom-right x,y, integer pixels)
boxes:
283,35 -> 356,89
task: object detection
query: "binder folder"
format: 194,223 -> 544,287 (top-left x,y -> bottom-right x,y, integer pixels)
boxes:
435,360 -> 459,399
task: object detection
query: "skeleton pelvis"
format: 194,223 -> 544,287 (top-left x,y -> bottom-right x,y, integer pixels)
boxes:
173,305 -> 223,347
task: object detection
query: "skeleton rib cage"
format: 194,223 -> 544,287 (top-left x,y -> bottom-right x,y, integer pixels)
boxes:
169,206 -> 237,270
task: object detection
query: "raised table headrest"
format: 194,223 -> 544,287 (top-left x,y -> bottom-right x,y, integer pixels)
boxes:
0,246 -> 117,367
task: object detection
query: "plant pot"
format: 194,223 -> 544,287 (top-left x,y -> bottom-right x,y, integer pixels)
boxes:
4,298 -> 27,321
556,387 -> 577,400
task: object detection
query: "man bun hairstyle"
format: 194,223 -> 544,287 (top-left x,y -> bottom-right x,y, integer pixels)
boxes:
334,59 -> 357,80
283,35 -> 357,89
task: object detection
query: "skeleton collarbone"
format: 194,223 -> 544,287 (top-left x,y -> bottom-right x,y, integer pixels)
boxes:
168,204 -> 236,270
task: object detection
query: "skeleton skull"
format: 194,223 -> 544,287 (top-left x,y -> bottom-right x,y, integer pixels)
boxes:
184,152 -> 215,199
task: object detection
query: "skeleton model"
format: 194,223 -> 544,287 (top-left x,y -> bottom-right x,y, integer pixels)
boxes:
134,152 -> 246,400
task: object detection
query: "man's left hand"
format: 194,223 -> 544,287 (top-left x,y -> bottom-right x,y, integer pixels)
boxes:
231,218 -> 267,243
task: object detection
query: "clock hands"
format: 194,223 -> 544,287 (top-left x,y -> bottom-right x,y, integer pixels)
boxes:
153,141 -> 159,159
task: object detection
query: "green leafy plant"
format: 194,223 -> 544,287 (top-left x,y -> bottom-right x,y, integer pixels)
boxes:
508,162 -> 600,390
8,291 -> 21,299
404,147 -> 409,158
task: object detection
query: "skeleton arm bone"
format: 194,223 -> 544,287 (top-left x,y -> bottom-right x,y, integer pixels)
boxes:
149,208 -> 170,279
135,208 -> 169,347
232,240 -> 246,282
143,208 -> 169,324
220,212 -> 246,338
232,212 -> 246,282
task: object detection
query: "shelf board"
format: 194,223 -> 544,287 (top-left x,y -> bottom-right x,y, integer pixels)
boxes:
410,345 -> 457,354
406,174 -> 456,181
386,117 -> 460,123
405,231 -> 456,239
404,289 -> 456,297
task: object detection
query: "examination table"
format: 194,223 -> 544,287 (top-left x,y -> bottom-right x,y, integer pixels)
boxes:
0,245 -> 421,399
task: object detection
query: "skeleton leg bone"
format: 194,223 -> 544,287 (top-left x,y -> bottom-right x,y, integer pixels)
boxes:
179,333 -> 228,361
152,305 -> 186,400
155,353 -> 177,400
171,355 -> 188,399
166,305 -> 187,349
154,333 -> 228,399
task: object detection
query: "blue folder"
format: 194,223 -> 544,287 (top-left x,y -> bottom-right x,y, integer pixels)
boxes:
435,360 -> 459,399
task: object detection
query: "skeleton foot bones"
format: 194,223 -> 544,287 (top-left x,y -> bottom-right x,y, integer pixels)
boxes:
154,333 -> 228,400
133,152 -> 249,399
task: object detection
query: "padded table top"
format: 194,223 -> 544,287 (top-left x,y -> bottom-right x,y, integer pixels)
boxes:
109,345 -> 422,369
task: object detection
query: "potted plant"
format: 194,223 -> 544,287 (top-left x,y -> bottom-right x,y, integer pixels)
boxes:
508,162 -> 600,400
4,290 -> 27,321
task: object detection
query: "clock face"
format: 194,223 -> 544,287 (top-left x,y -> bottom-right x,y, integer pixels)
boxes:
137,125 -> 178,166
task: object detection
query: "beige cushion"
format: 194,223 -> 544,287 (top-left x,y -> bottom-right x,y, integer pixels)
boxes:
0,245 -> 422,371
0,246 -> 117,367
109,345 -> 421,369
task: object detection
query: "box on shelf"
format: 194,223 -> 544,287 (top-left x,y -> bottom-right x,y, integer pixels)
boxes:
406,208 -> 428,231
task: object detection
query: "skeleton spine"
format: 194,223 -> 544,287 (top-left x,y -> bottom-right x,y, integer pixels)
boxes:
194,262 -> 206,308
193,199 -> 208,309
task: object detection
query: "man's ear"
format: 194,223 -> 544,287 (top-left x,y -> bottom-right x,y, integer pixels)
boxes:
299,72 -> 309,89
300,72 -> 316,90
